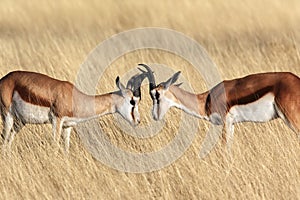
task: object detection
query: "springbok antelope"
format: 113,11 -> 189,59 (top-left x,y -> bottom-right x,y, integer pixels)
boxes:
139,64 -> 300,149
0,70 -> 146,152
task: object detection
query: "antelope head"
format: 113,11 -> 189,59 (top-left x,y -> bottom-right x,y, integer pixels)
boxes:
114,70 -> 147,126
138,64 -> 181,121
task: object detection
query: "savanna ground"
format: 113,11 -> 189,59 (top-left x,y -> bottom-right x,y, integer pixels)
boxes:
0,0 -> 299,199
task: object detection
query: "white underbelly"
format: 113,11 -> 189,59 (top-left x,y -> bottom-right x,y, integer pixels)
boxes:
229,93 -> 277,123
11,92 -> 51,124
62,115 -> 103,127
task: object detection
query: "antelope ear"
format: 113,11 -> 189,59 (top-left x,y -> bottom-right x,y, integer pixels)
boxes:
116,76 -> 126,95
163,71 -> 181,88
174,82 -> 183,87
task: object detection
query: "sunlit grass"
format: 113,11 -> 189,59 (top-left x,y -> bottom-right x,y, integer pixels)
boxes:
0,0 -> 299,199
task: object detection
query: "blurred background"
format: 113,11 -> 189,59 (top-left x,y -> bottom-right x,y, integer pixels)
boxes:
0,0 -> 299,199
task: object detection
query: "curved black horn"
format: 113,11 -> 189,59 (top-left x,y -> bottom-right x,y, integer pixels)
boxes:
126,72 -> 147,98
138,64 -> 156,90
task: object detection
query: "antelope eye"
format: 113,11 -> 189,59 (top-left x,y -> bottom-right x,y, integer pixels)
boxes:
130,99 -> 135,106
155,91 -> 160,100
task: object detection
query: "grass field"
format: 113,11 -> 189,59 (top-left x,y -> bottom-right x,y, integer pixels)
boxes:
0,0 -> 299,199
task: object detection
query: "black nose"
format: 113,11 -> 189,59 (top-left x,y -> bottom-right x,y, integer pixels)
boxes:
137,119 -> 141,124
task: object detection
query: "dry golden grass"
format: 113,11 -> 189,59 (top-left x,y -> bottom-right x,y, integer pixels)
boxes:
0,0 -> 299,199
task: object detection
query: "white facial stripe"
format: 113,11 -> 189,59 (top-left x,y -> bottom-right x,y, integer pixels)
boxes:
133,96 -> 140,101
150,90 -> 156,99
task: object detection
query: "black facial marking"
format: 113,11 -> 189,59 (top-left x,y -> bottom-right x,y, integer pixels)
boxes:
130,98 -> 135,106
131,106 -> 135,121
155,91 -> 160,99
155,91 -> 160,104
150,92 -> 155,100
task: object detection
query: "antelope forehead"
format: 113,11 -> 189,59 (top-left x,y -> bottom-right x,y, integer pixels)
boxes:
124,89 -> 133,96
150,90 -> 156,97
164,90 -> 176,101
156,84 -> 164,89
132,96 -> 140,102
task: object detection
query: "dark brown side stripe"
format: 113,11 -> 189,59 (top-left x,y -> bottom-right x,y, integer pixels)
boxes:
205,85 -> 275,116
228,86 -> 274,106
15,85 -> 52,107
